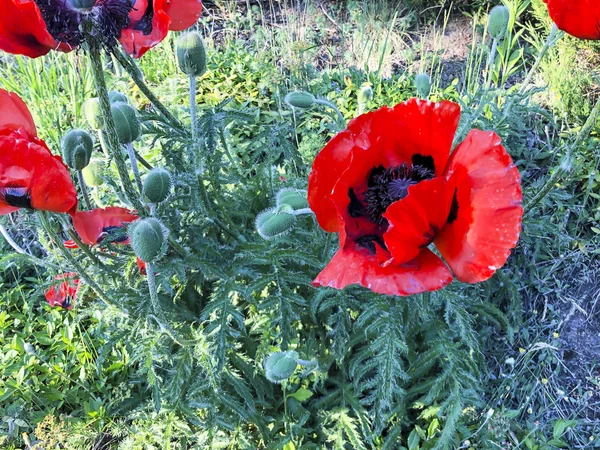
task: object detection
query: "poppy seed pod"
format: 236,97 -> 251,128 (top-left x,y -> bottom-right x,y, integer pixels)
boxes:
70,0 -> 95,10
108,90 -> 129,104
415,74 -> 431,99
488,5 -> 510,40
285,91 -> 316,109
177,32 -> 208,77
82,159 -> 105,187
264,351 -> 299,383
111,102 -> 140,144
143,168 -> 172,204
84,98 -> 104,130
276,188 -> 309,211
130,218 -> 169,263
61,129 -> 94,171
357,83 -> 373,105
256,205 -> 296,240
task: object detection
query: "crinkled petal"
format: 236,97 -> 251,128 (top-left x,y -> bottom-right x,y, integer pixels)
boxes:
120,0 -> 170,58
164,0 -> 203,31
71,207 -> 139,245
543,0 -> 600,40
0,89 -> 37,137
0,0 -> 57,58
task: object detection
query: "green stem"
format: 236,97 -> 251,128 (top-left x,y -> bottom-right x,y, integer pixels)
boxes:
218,128 -> 243,177
77,170 -> 92,210
519,24 -> 559,95
190,75 -> 197,142
0,224 -> 60,270
66,228 -> 105,268
88,43 -> 144,212
145,262 -> 160,314
292,208 -> 314,216
112,49 -> 183,130
98,130 -> 110,159
126,143 -> 143,192
314,99 -> 346,127
484,38 -> 498,89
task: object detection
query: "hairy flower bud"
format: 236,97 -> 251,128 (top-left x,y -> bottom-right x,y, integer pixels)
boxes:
256,205 -> 296,240
488,5 -> 510,40
276,188 -> 308,211
285,91 -> 316,109
108,90 -> 128,104
415,73 -> 431,99
111,102 -> 140,144
357,82 -> 373,106
264,351 -> 299,383
143,168 -> 172,204
61,129 -> 94,171
177,32 -> 208,77
84,98 -> 104,130
129,218 -> 169,263
82,158 -> 105,187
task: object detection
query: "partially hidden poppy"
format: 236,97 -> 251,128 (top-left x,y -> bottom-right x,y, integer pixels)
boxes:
542,0 -> 600,40
45,272 -> 79,309
69,207 -> 139,245
0,0 -> 203,58
308,98 -> 523,296
0,89 -> 77,216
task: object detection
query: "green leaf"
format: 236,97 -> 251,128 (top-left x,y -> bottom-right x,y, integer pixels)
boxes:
288,387 -> 313,402
408,428 -> 421,450
553,419 -> 577,439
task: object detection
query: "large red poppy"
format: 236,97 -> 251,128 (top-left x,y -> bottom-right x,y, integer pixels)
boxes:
45,272 -> 79,309
542,0 -> 600,40
0,0 -> 203,58
69,206 -> 139,245
0,89 -> 77,215
308,98 -> 523,296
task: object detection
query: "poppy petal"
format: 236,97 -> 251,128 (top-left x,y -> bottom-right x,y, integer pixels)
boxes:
435,130 -> 522,283
383,177 -> 454,266
45,272 -> 79,309
164,0 -> 203,31
71,207 -> 139,245
120,0 -> 171,58
543,0 -> 600,40
0,89 -> 37,137
0,0 -> 57,58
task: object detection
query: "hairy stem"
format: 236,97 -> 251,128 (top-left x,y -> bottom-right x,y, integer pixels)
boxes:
77,170 -> 93,210
145,262 -> 160,314
190,75 -> 198,142
519,24 -> 559,95
0,224 -> 60,270
314,98 -> 346,128
126,143 -> 143,192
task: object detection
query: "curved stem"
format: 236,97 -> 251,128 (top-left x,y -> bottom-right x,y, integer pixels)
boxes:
77,170 -> 93,210
126,143 -> 143,192
314,99 -> 346,127
0,224 -> 60,270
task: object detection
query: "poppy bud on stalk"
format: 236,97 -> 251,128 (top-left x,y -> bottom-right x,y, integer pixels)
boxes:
143,168 -> 172,204
357,82 -> 373,106
285,91 -> 316,109
84,98 -> 104,130
415,73 -> 431,99
61,129 -> 94,171
264,351 -> 299,383
108,90 -> 129,104
276,188 -> 309,211
256,205 -> 296,240
111,102 -> 141,145
488,5 -> 510,40
177,32 -> 208,78
82,159 -> 105,187
130,218 -> 169,263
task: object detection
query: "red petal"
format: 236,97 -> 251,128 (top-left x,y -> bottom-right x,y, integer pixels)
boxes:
120,0 -> 170,58
435,130 -> 522,283
383,177 -> 454,265
0,89 -> 36,137
45,272 -> 79,309
164,0 -> 203,31
0,0 -> 57,57
71,207 -> 139,245
543,0 -> 600,40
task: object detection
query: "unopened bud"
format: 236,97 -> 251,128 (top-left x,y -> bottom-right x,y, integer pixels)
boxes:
256,205 -> 296,240
488,5 -> 510,40
177,32 -> 208,78
285,91 -> 316,109
357,82 -> 373,105
61,129 -> 93,171
111,102 -> 140,144
143,168 -> 172,204
130,218 -> 169,263
415,73 -> 431,99
276,188 -> 308,211
264,351 -> 299,383
108,90 -> 128,104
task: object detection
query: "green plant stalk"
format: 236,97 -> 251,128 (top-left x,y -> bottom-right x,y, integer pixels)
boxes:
484,38 -> 498,89
98,130 -> 111,158
218,128 -> 243,177
519,24 -> 559,95
65,228 -> 105,268
39,212 -> 118,310
190,75 -> 197,142
112,49 -> 183,130
145,262 -> 160,314
77,170 -> 93,210
126,143 -> 143,192
88,44 -> 144,212
314,99 -> 346,128
292,208 -> 313,216
0,224 -> 60,270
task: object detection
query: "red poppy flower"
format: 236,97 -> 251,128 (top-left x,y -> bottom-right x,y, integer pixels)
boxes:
0,89 -> 77,216
136,257 -> 147,275
0,0 -> 203,59
308,99 -> 523,296
542,0 -> 600,40
70,206 -> 139,245
45,272 -> 79,309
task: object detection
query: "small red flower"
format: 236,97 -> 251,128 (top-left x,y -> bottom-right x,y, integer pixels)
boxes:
0,0 -> 203,58
543,0 -> 600,40
308,99 -> 523,296
45,272 -> 79,309
136,257 -> 147,275
70,207 -> 139,245
0,89 -> 77,216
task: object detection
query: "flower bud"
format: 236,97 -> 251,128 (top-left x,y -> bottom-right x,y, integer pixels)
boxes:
357,82 -> 373,106
111,102 -> 140,144
61,129 -> 94,171
488,5 -> 510,40
256,205 -> 296,240
415,73 -> 431,99
108,90 -> 128,104
129,218 -> 169,263
276,188 -> 308,211
143,168 -> 172,204
264,351 -> 299,383
84,97 -> 104,130
177,32 -> 208,78
82,158 -> 105,187
285,91 -> 316,109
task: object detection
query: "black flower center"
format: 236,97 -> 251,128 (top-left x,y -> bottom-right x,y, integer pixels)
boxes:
0,187 -> 32,209
99,225 -> 129,244
35,0 -> 84,47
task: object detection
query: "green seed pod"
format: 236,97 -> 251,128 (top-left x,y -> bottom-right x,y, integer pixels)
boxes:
488,5 -> 510,40
256,205 -> 296,240
276,188 -> 308,211
177,32 -> 208,77
83,97 -> 104,130
415,73 -> 431,99
357,82 -> 373,105
82,158 -> 105,187
111,102 -> 140,144
108,90 -> 128,104
61,129 -> 94,171
285,91 -> 316,109
129,218 -> 169,263
143,168 -> 172,204
70,0 -> 94,9
264,351 -> 299,383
